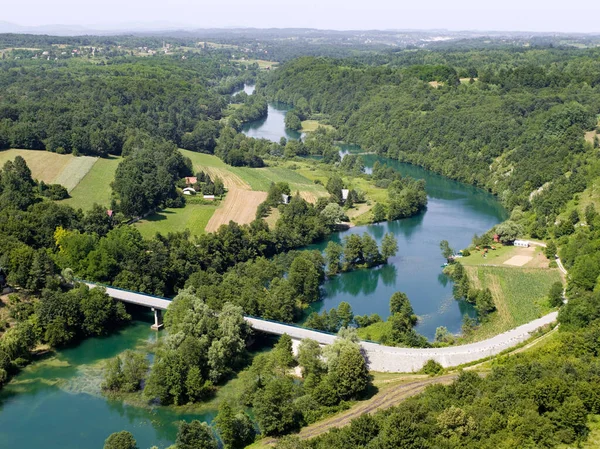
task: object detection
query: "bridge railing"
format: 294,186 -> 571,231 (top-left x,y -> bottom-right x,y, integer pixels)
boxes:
77,278 -> 378,344
75,278 -> 174,302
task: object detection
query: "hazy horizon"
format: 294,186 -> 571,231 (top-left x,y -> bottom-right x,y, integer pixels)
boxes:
3,0 -> 600,34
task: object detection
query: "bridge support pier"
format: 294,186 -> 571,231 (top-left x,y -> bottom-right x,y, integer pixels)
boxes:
151,308 -> 164,331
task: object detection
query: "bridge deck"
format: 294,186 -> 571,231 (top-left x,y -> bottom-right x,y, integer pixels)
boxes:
86,282 -> 558,372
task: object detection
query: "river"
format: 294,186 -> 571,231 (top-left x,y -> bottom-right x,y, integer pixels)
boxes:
0,94 -> 506,449
242,99 -> 508,339
0,309 -> 215,449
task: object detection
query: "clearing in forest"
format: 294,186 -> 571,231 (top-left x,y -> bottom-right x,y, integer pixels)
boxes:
63,157 -> 121,210
0,149 -> 97,191
134,203 -> 218,238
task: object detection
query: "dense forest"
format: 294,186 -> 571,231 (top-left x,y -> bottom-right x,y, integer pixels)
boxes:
260,50 -> 600,214
4,39 -> 600,448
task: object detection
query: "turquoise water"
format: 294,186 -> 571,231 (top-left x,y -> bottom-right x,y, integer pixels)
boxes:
242,105 -> 508,339
0,313 -> 215,449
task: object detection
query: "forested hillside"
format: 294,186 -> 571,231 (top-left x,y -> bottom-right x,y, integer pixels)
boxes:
261,51 -> 600,213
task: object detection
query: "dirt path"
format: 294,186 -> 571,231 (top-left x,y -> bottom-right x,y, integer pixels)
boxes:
205,188 -> 267,232
262,374 -> 457,445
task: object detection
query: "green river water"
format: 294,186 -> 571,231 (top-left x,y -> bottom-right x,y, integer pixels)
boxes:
0,310 -> 215,449
0,88 -> 506,449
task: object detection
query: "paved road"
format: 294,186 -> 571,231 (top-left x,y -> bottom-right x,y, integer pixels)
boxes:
87,281 -> 560,372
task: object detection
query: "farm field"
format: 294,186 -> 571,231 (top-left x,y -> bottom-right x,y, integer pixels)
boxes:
0,149 -> 97,191
459,244 -> 550,269
205,188 -> 267,232
460,265 -> 561,342
134,203 -> 217,238
181,150 -> 328,197
62,156 -> 121,210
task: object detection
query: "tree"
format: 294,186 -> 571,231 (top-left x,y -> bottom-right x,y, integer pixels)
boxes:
440,240 -> 454,261
214,402 -> 255,449
324,241 -> 343,275
494,221 -> 524,244
390,292 -> 414,318
337,302 -> 354,328
372,203 -> 387,222
120,350 -> 149,392
585,203 -> 598,226
549,281 -> 564,307
320,203 -> 346,228
343,234 -> 364,268
361,233 -> 381,267
103,431 -> 138,449
297,339 -> 325,377
288,256 -> 321,303
253,376 -> 298,436
545,241 -> 557,260
381,233 -> 398,260
328,343 -> 370,400
273,334 -> 295,370
475,288 -> 495,316
215,402 -> 236,448
176,420 -> 217,449
102,356 -> 125,392
434,326 -> 452,343
285,112 -> 302,131
326,176 -> 344,204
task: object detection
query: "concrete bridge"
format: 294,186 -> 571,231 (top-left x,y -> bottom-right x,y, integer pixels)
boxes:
86,282 -> 558,373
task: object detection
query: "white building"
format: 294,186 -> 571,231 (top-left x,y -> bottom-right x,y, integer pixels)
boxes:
513,239 -> 530,248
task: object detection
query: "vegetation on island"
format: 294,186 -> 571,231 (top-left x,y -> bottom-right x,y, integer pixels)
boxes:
5,35 -> 600,449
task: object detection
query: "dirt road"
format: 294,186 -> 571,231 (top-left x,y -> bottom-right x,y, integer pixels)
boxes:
262,374 -> 458,445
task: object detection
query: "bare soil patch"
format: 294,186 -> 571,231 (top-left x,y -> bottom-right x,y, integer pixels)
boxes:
205,188 -> 267,232
504,255 -> 533,267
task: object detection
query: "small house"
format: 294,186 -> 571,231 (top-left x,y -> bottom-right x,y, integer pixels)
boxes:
203,195 -> 215,201
184,177 -> 198,187
281,194 -> 291,204
514,239 -> 530,248
341,189 -> 349,202
183,187 -> 196,196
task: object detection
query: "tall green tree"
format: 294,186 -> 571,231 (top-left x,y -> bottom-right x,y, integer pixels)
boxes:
103,431 -> 138,449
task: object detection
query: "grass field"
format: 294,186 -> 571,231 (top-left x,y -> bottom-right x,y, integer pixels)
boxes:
0,149 -> 97,191
62,156 -> 121,210
134,203 -> 217,238
181,150 -> 328,197
300,120 -> 335,133
459,244 -> 550,269
460,265 -> 561,342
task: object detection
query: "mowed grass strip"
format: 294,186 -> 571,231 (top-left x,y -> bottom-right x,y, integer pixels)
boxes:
134,203 -> 217,238
53,156 -> 98,191
0,149 -> 96,188
461,266 -> 561,342
63,157 -> 121,210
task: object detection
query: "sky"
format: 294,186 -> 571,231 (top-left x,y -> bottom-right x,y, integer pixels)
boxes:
3,0 -> 600,33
